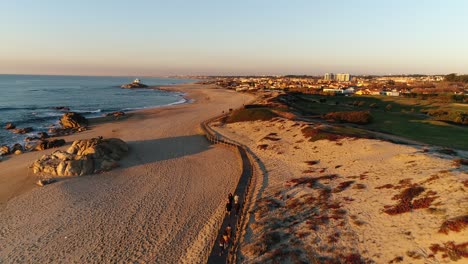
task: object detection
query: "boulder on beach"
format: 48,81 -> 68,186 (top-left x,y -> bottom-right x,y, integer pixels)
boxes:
32,137 -> 128,177
12,143 -> 23,152
0,145 -> 10,156
12,127 -> 33,134
60,112 -> 88,129
5,123 -> 16,130
105,111 -> 125,118
34,139 -> 66,151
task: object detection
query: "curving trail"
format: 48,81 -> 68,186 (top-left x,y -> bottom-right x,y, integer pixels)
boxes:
0,84 -> 252,263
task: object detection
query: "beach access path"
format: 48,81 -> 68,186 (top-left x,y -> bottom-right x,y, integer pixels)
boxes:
0,84 -> 252,263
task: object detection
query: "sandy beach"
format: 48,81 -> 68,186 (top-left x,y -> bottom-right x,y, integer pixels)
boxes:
0,84 -> 252,263
212,118 -> 467,263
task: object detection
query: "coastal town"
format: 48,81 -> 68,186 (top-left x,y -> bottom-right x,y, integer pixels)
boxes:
201,74 -> 467,97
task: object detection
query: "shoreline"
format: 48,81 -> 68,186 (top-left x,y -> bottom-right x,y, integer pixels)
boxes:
0,83 -> 202,207
0,83 -> 196,148
0,83 -> 254,263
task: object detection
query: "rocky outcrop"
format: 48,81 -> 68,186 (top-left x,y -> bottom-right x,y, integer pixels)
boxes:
0,145 -> 10,156
105,111 -> 125,118
121,83 -> 148,89
32,137 -> 128,177
36,178 -> 57,186
38,132 -> 49,139
60,112 -> 88,129
12,127 -> 33,134
5,123 -> 15,130
53,106 -> 70,111
34,139 -> 66,151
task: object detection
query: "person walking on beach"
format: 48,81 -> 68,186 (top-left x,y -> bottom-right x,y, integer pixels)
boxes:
223,231 -> 230,249
219,237 -> 225,256
228,193 -> 233,205
226,224 -> 232,239
235,202 -> 241,217
226,200 -> 232,216
234,194 -> 239,205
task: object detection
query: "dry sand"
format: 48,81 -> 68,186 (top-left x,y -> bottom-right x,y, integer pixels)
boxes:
0,84 -> 252,263
212,118 -> 468,263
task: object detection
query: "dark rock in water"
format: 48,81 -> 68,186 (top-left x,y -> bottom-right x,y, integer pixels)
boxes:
12,127 -> 33,134
54,106 -> 70,111
121,83 -> 148,89
0,145 -> 10,156
25,136 -> 39,142
12,143 -> 23,152
105,111 -> 125,117
35,139 -> 66,151
33,137 -> 128,177
60,112 -> 88,129
25,143 -> 36,151
36,178 -> 57,186
38,132 -> 49,139
5,123 -> 16,130
121,79 -> 148,89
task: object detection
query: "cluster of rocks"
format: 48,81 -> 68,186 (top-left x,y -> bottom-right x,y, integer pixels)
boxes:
104,111 -> 125,118
1,112 -> 88,157
32,137 -> 128,177
121,80 -> 148,89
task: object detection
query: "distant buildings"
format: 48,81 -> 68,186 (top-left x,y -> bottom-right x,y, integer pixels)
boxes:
324,73 -> 335,81
324,73 -> 351,82
335,73 -> 351,82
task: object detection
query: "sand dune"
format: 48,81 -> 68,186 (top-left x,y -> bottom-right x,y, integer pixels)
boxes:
0,84 -> 252,263
213,118 -> 467,263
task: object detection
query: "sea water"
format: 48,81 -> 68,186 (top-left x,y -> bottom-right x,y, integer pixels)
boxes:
0,74 -> 194,147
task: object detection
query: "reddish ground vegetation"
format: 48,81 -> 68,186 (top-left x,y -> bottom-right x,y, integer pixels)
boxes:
333,181 -> 355,193
376,184 -> 395,189
353,184 -> 367,190
301,126 -> 344,142
257,144 -> 268,150
421,174 -> 440,184
384,185 -> 438,215
429,242 -> 468,261
304,160 -> 319,165
286,174 -> 338,188
327,232 -> 340,243
324,111 -> 372,124
439,215 -> 468,234
464,180 -> 468,187
389,256 -> 404,263
262,136 -> 281,141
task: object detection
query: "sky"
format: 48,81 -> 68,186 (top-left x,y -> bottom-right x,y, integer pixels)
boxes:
1,0 -> 468,76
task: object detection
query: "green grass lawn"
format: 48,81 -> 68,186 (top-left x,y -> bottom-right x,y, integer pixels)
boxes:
291,94 -> 468,150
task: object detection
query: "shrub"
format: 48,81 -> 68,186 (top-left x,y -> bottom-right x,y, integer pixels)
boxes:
439,215 -> 468,234
324,111 -> 372,124
226,108 -> 278,123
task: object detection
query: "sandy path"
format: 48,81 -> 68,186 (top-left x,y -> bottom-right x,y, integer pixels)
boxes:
0,84 -> 252,263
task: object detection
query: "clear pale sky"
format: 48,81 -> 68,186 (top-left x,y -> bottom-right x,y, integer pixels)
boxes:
1,0 -> 468,76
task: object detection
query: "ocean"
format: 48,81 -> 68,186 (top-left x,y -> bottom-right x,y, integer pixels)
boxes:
0,74 -> 194,147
